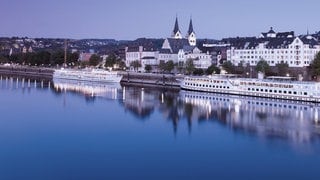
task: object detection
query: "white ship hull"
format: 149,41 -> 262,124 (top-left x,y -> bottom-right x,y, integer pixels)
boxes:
53,69 -> 122,83
181,75 -> 320,103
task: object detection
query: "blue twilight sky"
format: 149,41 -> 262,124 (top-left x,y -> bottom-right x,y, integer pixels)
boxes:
0,0 -> 319,40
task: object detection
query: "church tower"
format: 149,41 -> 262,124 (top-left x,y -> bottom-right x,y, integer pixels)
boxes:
172,16 -> 182,39
186,18 -> 196,46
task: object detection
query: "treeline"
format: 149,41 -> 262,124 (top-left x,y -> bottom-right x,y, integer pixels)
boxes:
0,50 -> 79,66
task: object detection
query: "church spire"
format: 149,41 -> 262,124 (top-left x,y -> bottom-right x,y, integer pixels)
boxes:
172,16 -> 182,39
173,16 -> 180,34
187,17 -> 196,46
188,17 -> 194,35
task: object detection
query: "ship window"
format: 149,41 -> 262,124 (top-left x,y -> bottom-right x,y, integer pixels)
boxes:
284,91 -> 287,94
265,89 -> 268,92
256,89 -> 259,91
304,92 -> 307,95
279,90 -> 282,93
260,89 -> 263,92
269,90 -> 272,92
294,91 -> 297,95
227,87 -> 230,89
248,88 -> 251,90
274,90 -> 277,93
220,86 -> 222,88
223,86 -> 226,89
289,91 -> 292,94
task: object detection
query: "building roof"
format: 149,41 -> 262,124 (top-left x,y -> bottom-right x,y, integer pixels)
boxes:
268,27 -> 276,34
166,38 -> 190,53
300,35 -> 319,47
264,37 -> 294,49
159,49 -> 172,54
221,37 -> 258,49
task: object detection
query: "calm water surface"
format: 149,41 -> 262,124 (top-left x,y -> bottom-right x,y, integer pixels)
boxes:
0,77 -> 320,180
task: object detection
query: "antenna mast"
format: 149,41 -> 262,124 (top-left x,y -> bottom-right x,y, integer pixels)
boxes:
64,39 -> 68,67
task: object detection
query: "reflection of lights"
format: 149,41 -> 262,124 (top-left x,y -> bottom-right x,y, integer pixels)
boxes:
123,86 -> 126,100
180,90 -> 320,144
161,93 -> 164,103
141,88 -> 144,102
315,108 -> 318,123
53,79 -> 120,99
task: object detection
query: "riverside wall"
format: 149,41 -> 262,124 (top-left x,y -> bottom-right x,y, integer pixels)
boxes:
0,66 -> 182,88
0,65 -> 53,80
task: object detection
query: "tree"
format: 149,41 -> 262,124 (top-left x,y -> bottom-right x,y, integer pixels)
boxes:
158,61 -> 166,72
117,60 -> 126,70
185,59 -> 195,75
145,65 -> 152,73
89,54 -> 101,66
0,55 -> 8,63
165,60 -> 174,73
105,53 -> 117,68
256,59 -> 270,74
222,61 -> 235,74
130,60 -> 141,71
68,52 -> 79,65
310,52 -> 320,79
50,50 -> 65,65
206,64 -> 221,75
193,68 -> 204,75
275,62 -> 289,76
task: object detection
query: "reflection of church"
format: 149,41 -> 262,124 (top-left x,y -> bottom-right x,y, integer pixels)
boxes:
121,87 -> 158,119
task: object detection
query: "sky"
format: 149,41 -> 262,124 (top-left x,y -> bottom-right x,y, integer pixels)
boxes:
1,0 -> 320,40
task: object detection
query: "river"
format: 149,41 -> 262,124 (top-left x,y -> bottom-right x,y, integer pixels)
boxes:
0,76 -> 320,179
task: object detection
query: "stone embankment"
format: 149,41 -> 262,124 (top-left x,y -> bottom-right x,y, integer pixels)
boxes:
0,65 -> 53,80
0,66 -> 183,88
119,71 -> 182,88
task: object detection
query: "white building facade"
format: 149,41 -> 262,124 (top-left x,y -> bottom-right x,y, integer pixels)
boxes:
226,28 -> 320,67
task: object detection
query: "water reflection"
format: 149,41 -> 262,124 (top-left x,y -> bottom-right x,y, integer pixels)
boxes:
53,78 -> 121,100
0,75 -> 51,90
2,75 -> 320,144
180,90 -> 320,144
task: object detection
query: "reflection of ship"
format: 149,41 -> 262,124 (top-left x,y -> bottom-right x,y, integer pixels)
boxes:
53,68 -> 122,83
53,78 -> 121,99
180,90 -> 320,143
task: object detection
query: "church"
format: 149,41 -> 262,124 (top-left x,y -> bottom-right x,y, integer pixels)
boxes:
125,17 -> 212,72
159,17 -> 211,69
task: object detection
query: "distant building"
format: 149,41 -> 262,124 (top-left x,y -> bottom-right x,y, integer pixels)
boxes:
226,27 -> 320,67
79,52 -> 93,61
125,46 -> 158,71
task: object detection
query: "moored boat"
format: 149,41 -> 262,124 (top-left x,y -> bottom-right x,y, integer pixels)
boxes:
180,74 -> 320,102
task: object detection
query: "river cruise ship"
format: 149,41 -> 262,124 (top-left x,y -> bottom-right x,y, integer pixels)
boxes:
180,75 -> 320,103
53,68 -> 122,83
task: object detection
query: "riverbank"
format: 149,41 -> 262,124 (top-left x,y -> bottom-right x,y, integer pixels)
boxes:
119,71 -> 182,88
0,65 -> 53,80
0,65 -> 182,88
